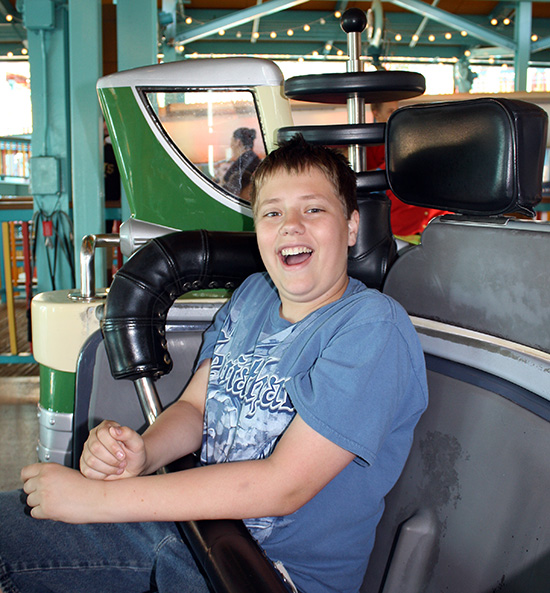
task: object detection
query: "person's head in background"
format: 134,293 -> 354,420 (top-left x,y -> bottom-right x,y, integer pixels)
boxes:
231,127 -> 257,159
370,101 -> 399,123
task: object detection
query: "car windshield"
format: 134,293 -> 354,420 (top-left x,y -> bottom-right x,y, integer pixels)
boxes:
145,89 -> 265,202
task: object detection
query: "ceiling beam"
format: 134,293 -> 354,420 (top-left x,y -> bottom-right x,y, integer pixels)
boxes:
175,0 -> 310,45
385,0 -> 516,50
410,0 -> 439,48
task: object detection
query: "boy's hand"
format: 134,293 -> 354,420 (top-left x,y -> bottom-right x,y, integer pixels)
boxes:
80,420 -> 147,480
21,463 -> 103,523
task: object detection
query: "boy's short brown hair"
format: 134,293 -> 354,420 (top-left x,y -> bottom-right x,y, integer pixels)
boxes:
250,135 -> 358,218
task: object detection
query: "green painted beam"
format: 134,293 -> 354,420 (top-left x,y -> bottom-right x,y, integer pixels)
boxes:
24,0 -> 74,292
68,0 -> 104,289
116,0 -> 157,225
515,1 -> 532,90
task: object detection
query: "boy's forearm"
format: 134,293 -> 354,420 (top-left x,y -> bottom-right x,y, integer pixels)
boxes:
89,458 -> 301,524
139,360 -> 210,475
140,399 -> 204,474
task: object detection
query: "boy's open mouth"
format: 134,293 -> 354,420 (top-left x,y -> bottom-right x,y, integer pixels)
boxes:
280,246 -> 313,266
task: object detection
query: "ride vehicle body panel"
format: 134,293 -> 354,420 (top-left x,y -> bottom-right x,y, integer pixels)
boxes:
97,57 -> 292,232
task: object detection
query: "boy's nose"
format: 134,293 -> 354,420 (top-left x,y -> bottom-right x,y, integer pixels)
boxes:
280,212 -> 305,235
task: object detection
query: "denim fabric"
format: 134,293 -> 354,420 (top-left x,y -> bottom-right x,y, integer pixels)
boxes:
0,490 -> 210,593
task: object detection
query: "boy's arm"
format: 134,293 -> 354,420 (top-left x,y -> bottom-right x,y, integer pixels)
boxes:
22,413 -> 355,524
81,359 -> 210,479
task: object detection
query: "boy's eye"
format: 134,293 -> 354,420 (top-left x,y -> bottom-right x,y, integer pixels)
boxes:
307,207 -> 324,213
264,211 -> 280,218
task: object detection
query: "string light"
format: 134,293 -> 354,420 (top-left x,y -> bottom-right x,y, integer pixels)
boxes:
176,44 -> 185,53
464,49 -> 471,57
334,11 -> 342,18
303,24 -> 310,32
287,29 -> 294,36
503,18 -> 511,25
5,14 -> 12,22
236,31 -> 242,38
325,43 -> 332,51
319,18 -> 326,25
21,48 -> 27,55
488,56 -> 495,64
253,31 -> 260,39
428,34 -> 435,42
312,50 -> 319,56
270,31 -> 277,38
395,33 -> 402,41
337,49 -> 344,56
461,30 -> 468,36
218,29 -> 225,36
490,18 -> 498,26
185,16 -> 192,25
7,51 -> 13,58
445,32 -> 452,40
531,34 -> 538,41
412,34 -> 419,42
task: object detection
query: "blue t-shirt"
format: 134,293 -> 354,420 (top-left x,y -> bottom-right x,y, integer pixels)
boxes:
197,272 -> 428,593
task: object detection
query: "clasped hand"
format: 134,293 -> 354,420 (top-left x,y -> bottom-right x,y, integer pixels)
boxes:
21,420 -> 146,522
80,420 -> 147,480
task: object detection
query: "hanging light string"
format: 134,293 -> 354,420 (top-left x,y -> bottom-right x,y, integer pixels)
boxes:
177,11 -> 346,57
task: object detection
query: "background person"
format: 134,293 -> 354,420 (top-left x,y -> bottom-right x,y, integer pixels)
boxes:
221,127 -> 261,199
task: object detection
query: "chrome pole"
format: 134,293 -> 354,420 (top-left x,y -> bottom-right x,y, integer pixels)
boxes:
344,13 -> 366,172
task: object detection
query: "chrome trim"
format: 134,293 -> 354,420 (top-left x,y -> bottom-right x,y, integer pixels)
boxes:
411,317 -> 550,401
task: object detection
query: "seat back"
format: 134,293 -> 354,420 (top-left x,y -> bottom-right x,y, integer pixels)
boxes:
362,98 -> 550,592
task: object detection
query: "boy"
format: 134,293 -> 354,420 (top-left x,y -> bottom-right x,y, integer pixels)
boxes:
0,137 -> 427,593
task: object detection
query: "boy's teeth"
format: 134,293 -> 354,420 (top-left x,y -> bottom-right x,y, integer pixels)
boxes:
281,247 -> 312,256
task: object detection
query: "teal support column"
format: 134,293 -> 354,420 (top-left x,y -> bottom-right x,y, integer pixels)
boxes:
68,0 -> 104,289
23,0 -> 74,292
116,0 -> 157,225
514,1 -> 532,92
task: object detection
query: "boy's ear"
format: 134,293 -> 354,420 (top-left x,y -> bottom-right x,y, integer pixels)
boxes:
347,210 -> 360,247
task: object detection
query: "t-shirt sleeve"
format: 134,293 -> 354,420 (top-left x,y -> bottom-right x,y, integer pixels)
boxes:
286,312 -> 423,465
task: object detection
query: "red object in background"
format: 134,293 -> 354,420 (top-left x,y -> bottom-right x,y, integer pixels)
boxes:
42,219 -> 53,237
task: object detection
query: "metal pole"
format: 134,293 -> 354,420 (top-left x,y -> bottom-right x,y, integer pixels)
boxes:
77,233 -> 120,299
345,15 -> 366,172
134,376 -> 164,427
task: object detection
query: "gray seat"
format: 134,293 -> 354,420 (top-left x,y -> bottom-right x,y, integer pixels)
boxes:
362,98 -> 550,593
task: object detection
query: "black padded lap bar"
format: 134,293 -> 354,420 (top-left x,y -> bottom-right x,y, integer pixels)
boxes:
101,230 -> 264,381
176,516 -> 290,593
284,71 -> 425,104
278,123 -> 385,146
386,98 -> 548,216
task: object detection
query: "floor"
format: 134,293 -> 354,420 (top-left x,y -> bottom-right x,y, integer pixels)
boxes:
0,301 -> 40,492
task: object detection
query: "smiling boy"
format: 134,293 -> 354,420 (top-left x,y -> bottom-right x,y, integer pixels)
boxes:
0,136 -> 427,593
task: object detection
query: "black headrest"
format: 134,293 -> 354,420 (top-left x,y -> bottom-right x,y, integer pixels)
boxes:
385,98 -> 548,217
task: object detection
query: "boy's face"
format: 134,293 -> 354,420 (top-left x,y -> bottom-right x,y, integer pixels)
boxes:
255,166 -> 359,322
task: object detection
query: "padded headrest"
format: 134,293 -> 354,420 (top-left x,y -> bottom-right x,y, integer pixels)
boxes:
386,98 -> 548,217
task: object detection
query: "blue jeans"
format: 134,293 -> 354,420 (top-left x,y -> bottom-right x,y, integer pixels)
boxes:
0,490 -> 210,593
